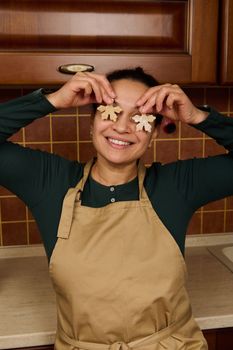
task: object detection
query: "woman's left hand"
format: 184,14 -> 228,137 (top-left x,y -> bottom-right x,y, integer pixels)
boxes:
136,84 -> 208,124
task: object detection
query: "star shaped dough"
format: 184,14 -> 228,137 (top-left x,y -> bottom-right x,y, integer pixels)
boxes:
131,114 -> 156,133
97,104 -> 123,122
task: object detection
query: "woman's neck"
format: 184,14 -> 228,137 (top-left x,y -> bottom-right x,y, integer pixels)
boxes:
91,158 -> 138,186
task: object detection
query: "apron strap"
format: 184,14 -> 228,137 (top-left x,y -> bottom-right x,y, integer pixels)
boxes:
57,159 -> 95,238
58,307 -> 192,349
57,159 -> 148,238
137,161 -> 149,202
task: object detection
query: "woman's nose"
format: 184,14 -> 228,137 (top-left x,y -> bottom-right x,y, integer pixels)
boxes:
112,114 -> 131,133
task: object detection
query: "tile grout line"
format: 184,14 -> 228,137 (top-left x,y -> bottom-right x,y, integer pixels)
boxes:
22,125 -> 30,245
1,219 -> 36,224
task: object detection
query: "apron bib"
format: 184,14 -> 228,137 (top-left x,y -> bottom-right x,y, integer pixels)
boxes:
49,160 -> 207,349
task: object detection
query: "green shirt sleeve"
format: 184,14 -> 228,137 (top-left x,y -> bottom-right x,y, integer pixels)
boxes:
0,89 -> 65,208
192,107 -> 233,152
145,109 -> 233,254
0,89 -> 56,143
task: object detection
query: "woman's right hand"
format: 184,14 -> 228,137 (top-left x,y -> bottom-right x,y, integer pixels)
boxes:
46,72 -> 116,109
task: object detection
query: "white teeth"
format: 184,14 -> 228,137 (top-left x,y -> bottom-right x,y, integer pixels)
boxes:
108,138 -> 130,146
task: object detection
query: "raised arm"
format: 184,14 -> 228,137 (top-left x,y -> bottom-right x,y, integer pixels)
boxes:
0,72 -> 115,206
0,89 -> 56,143
0,72 -> 115,143
137,84 -> 233,208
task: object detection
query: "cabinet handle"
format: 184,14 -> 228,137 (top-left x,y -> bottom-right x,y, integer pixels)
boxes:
58,63 -> 94,74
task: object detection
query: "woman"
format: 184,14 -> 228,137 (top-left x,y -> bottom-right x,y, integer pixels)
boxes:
1,68 -> 233,349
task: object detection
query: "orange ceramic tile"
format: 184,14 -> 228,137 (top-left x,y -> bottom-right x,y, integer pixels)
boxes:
182,87 -> 205,106
0,186 -> 14,196
8,129 -> 24,143
26,143 -> 51,153
28,221 -> 42,244
25,116 -> 50,142
204,139 -> 226,157
52,107 -> 77,116
202,211 -> 225,233
186,212 -> 202,235
78,115 -> 92,141
180,122 -> 203,138
1,197 -> 26,221
226,196 -> 233,209
78,105 -> 93,115
157,120 -> 179,140
53,143 -> 77,161
27,207 -> 35,220
141,144 -> 155,165
79,143 -> 97,163
2,222 -> 27,245
205,87 -> 229,112
203,199 -> 225,211
225,211 -> 233,232
52,116 -> 77,141
180,139 -> 203,160
156,140 -> 179,164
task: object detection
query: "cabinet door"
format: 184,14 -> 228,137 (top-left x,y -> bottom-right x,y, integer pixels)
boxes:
0,0 -> 218,85
220,0 -> 233,84
203,330 -> 217,350
216,328 -> 233,349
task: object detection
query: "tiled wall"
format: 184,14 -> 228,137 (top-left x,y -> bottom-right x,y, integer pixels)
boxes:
0,86 -> 233,246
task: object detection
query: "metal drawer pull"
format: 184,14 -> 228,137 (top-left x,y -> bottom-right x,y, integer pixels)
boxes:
58,63 -> 94,74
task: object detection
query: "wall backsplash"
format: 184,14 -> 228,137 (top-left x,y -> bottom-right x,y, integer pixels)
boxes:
0,86 -> 233,246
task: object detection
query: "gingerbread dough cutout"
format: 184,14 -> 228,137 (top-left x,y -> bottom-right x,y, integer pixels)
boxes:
97,104 -> 123,122
131,114 -> 156,133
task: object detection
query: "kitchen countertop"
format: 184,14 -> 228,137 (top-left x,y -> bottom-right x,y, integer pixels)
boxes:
1,234 -> 233,349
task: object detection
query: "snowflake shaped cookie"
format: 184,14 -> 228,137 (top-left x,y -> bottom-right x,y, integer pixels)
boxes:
97,104 -> 123,122
131,114 -> 156,133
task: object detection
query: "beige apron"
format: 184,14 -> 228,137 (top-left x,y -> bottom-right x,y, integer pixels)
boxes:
49,160 -> 208,350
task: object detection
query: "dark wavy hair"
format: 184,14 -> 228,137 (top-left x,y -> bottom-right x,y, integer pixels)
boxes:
92,67 -> 163,125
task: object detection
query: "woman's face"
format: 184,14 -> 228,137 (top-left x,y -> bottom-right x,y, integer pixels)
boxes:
91,79 -> 158,166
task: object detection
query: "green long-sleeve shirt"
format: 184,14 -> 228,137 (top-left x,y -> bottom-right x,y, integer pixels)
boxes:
0,89 -> 233,260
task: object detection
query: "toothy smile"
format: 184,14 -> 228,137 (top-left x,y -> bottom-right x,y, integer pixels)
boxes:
108,138 -> 131,146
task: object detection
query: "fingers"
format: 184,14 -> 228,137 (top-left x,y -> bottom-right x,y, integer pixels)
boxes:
85,72 -> 116,99
136,84 -> 184,113
71,72 -> 115,104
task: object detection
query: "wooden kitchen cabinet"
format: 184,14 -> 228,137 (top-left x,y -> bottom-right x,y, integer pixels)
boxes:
0,0 -> 218,86
219,0 -> 233,84
203,327 -> 233,350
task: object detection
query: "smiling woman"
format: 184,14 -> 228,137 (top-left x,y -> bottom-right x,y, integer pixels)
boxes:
91,78 -> 159,175
1,67 -> 233,349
